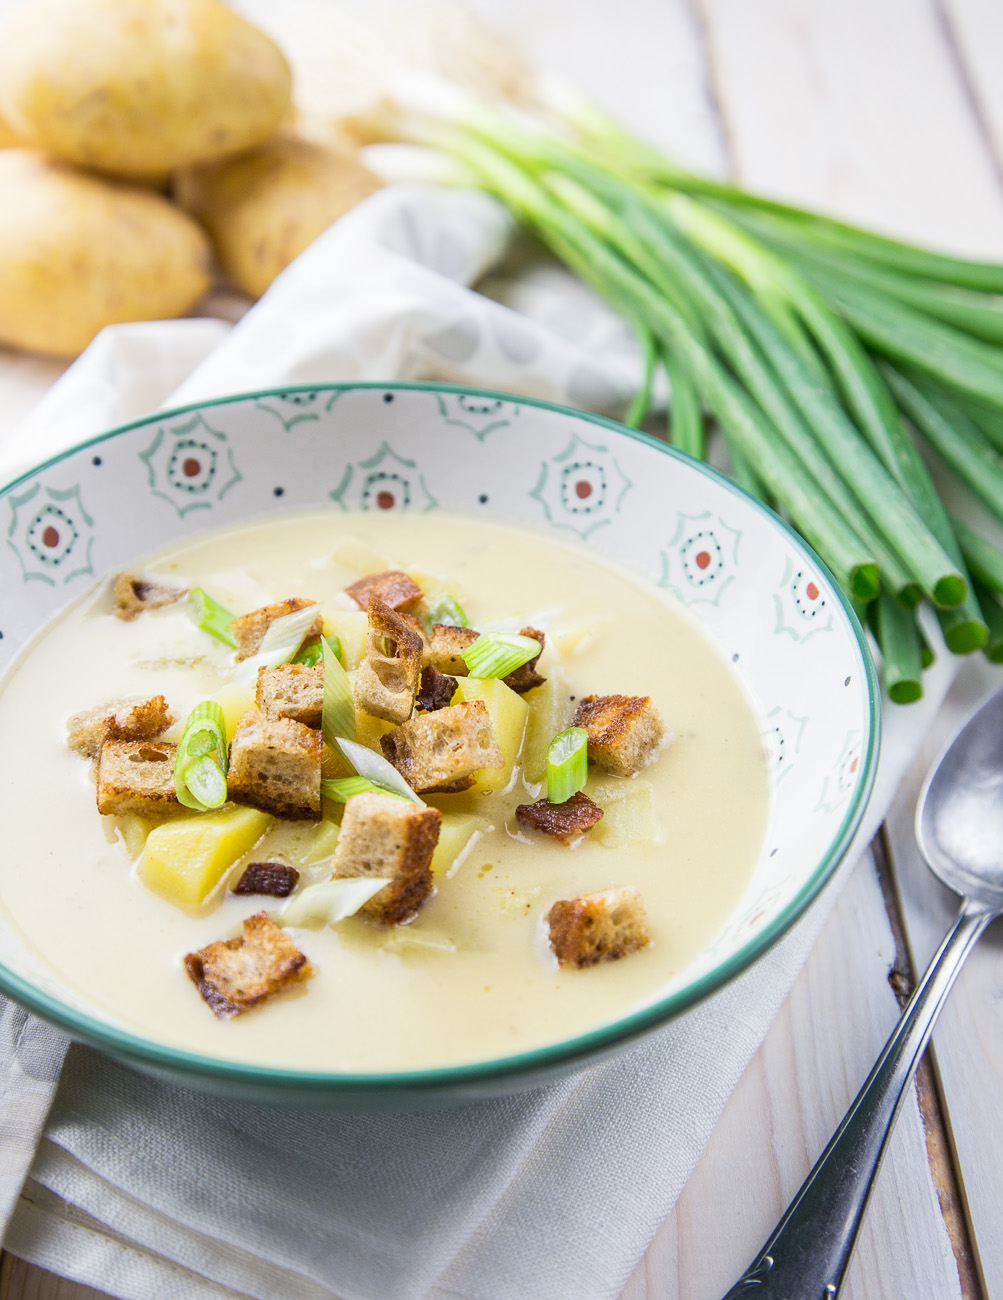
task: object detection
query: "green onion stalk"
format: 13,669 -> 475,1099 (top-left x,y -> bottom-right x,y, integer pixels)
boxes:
359,72 -> 1003,699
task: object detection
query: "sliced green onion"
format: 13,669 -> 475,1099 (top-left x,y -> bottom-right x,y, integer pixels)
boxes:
426,593 -> 468,628
321,634 -> 355,748
188,587 -> 236,648
174,700 -> 228,811
322,776 -> 408,803
233,605 -> 321,686
279,878 -> 392,928
335,737 -> 424,805
294,634 -> 342,668
462,632 -> 542,679
546,727 -> 589,804
870,594 -> 923,705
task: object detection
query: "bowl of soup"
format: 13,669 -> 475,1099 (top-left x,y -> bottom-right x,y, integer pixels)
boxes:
0,382 -> 879,1107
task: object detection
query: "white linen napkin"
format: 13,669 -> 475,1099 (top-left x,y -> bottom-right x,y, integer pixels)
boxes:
0,182 -> 983,1300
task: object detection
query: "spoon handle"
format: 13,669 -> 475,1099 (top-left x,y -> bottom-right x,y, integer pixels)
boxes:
721,897 -> 994,1300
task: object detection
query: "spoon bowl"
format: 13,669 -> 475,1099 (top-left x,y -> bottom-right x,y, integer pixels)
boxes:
917,687 -> 1003,906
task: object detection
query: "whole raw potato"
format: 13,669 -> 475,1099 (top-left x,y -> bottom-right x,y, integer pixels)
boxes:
0,0 -> 292,178
175,135 -> 381,299
0,112 -> 20,149
0,151 -> 213,358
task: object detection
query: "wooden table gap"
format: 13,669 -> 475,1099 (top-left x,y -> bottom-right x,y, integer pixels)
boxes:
875,827 -> 985,1300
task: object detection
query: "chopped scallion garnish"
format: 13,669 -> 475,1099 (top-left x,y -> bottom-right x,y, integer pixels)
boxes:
294,634 -> 342,668
335,737 -> 425,805
462,632 -> 541,680
321,634 -> 356,748
426,593 -> 467,628
279,878 -> 392,928
174,700 -> 228,811
233,605 -> 322,686
322,776 -> 408,803
188,587 -> 236,648
546,727 -> 589,804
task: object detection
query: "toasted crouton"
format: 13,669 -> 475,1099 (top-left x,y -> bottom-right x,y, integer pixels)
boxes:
331,791 -> 441,926
380,700 -> 504,793
96,740 -> 179,816
353,598 -> 423,725
233,862 -> 300,897
184,912 -> 310,1019
572,694 -> 667,777
515,791 -> 604,844
230,598 -> 323,661
416,664 -> 457,712
255,663 -> 323,728
427,623 -> 478,675
112,572 -> 187,621
227,710 -> 322,820
344,569 -> 425,615
68,695 -> 174,759
547,886 -> 650,968
503,626 -> 546,694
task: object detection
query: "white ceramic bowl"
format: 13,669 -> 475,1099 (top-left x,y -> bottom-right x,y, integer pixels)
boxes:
0,382 -> 879,1106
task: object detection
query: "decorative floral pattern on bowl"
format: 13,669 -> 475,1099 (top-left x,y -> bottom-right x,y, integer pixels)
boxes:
0,382 -> 879,1089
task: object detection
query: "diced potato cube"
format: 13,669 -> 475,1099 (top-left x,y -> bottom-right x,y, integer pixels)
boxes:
331,541 -> 388,574
117,814 -> 153,860
452,677 -> 528,793
520,669 -> 573,783
138,806 -> 271,906
261,817 -> 342,867
341,668 -> 398,752
214,683 -> 257,742
355,709 -> 397,752
325,611 -> 369,669
382,928 -> 457,955
587,776 -> 657,848
549,623 -> 602,658
296,819 -> 341,864
430,813 -> 489,877
406,566 -> 465,605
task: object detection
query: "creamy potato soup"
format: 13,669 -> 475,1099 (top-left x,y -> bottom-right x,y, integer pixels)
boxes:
0,511 -> 769,1071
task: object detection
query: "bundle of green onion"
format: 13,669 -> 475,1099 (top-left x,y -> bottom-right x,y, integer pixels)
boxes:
367,75 -> 1003,702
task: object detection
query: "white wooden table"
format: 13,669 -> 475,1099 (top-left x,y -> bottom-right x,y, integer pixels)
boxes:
1,2 -> 1002,1297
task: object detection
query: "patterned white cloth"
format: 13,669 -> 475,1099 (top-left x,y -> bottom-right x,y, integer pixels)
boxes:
0,183 -> 972,1300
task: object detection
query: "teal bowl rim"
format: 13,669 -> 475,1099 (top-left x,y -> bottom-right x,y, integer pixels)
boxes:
0,380 -> 881,1095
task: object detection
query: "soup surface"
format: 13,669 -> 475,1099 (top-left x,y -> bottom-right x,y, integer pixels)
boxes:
0,510 -> 769,1071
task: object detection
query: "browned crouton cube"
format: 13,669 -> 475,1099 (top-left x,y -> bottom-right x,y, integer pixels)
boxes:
112,572 -> 186,621
353,598 -> 423,725
380,700 -> 504,793
184,912 -> 310,1019
427,623 -> 478,675
233,862 -> 300,897
416,664 -> 457,712
96,740 -> 179,815
331,791 -> 441,926
344,569 -> 425,615
572,694 -> 667,777
503,626 -> 546,694
230,597 -> 322,661
68,695 -> 174,759
255,663 -> 323,728
547,886 -> 650,968
515,791 -> 604,844
227,710 -> 322,820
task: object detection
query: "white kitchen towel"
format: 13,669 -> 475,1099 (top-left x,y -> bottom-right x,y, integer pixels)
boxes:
0,182 -> 981,1300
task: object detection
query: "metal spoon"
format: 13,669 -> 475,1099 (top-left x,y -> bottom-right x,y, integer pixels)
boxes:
721,686 -> 1003,1299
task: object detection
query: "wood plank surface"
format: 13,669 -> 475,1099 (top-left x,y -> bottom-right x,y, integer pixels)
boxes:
699,0 -> 1003,254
